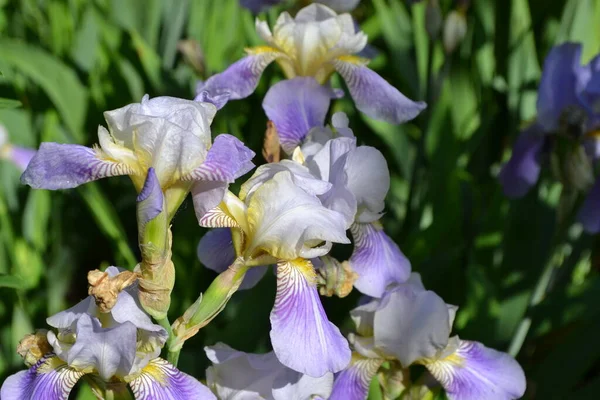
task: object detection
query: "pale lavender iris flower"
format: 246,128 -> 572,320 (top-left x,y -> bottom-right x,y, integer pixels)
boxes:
330,273 -> 527,400
197,4 -> 425,124
0,267 -> 215,400
20,95 -> 255,221
205,343 -> 333,399
500,43 -> 600,232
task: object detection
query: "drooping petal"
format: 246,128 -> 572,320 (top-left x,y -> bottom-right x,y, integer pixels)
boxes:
59,313 -> 137,380
197,228 -> 267,290
239,160 -> 332,203
137,168 -> 164,228
345,146 -> 390,222
349,222 -> 411,298
498,124 -> 546,198
245,171 -> 349,260
20,143 -> 133,189
329,356 -> 383,400
424,339 -> 526,400
205,343 -> 281,399
272,365 -> 333,400
537,43 -> 582,131
196,51 -> 281,102
263,77 -> 333,153
195,90 -> 231,111
333,58 -> 426,124
374,282 -> 451,367
270,259 -> 351,377
577,177 -> 600,233
0,355 -> 84,400
129,358 -> 216,400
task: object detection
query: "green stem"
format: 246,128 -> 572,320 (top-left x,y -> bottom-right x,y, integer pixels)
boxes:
157,316 -> 181,366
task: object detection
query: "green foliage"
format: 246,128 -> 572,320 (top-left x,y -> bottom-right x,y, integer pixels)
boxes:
1,0 -> 600,398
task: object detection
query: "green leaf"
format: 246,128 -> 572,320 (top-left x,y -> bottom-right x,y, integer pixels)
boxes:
0,274 -> 26,289
0,39 -> 88,142
0,98 -> 21,109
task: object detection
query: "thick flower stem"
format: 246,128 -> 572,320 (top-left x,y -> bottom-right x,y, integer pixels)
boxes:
157,316 -> 181,366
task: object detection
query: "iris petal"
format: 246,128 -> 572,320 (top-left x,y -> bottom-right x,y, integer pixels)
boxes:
333,58 -> 426,124
20,143 -> 133,189
129,358 -> 216,400
424,339 -> 526,400
0,355 -> 84,400
329,356 -> 383,400
270,259 -> 351,377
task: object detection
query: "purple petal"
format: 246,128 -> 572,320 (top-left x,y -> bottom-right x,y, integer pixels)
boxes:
270,260 -> 351,377
537,43 -> 582,131
577,177 -> 600,233
129,358 -> 216,400
349,222 -> 411,298
196,90 -> 231,110
333,59 -> 426,124
0,355 -> 84,400
498,125 -> 546,198
197,228 -> 267,290
425,339 -> 526,400
239,0 -> 283,13
263,77 -> 333,153
329,357 -> 383,400
21,143 -> 132,189
5,146 -> 37,171
137,168 -> 164,227
196,52 -> 279,102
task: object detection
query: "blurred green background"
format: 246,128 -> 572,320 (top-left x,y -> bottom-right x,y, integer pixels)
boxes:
1,0 -> 600,398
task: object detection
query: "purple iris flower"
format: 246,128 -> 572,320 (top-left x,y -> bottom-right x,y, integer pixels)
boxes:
196,3 -> 425,124
0,267 -> 215,400
329,273 -> 527,400
499,43 -> 600,232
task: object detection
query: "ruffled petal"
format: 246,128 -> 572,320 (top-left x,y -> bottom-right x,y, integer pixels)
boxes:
333,58 -> 426,124
344,146 -> 390,222
262,77 -> 333,153
498,125 -> 546,198
272,364 -> 333,400
349,222 -> 411,297
245,171 -> 349,260
537,43 -> 582,131
197,228 -> 267,290
577,177 -> 600,233
195,90 -> 231,111
270,259 -> 351,377
424,339 -> 526,400
20,143 -> 133,189
329,356 -> 383,400
129,358 -> 216,400
196,51 -> 280,102
374,281 -> 451,367
0,355 -> 84,400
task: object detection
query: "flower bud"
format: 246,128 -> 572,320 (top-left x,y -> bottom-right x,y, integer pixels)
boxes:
425,0 -> 443,40
316,256 -> 358,298
443,10 -> 467,54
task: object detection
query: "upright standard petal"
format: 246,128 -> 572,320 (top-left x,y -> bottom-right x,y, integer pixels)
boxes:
21,143 -> 133,189
270,259 -> 351,377
374,283 -> 451,367
577,177 -> 600,233
329,356 -> 383,400
349,222 -> 411,298
498,125 -> 546,198
536,43 -> 582,131
0,355 -> 84,400
424,339 -> 526,400
196,51 -> 280,101
333,58 -> 426,124
129,358 -> 216,400
245,171 -> 349,260
263,77 -> 333,153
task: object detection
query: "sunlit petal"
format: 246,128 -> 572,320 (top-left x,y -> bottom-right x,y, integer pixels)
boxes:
329,355 -> 383,400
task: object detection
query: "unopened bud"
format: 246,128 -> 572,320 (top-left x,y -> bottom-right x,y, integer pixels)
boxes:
17,330 -> 51,367
88,270 -> 139,313
443,10 -> 467,54
316,256 -> 358,298
425,0 -> 443,40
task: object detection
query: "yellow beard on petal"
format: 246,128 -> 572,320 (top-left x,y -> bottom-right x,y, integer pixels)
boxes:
139,362 -> 168,386
289,258 -> 317,285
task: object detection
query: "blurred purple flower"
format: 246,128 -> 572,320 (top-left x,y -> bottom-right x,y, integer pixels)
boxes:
0,125 -> 36,171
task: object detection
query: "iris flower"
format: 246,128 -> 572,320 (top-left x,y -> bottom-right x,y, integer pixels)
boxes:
330,273 -> 527,400
197,4 -> 425,124
0,267 -> 215,400
204,343 -> 333,399
499,43 -> 600,232
21,95 -> 254,220
198,171 -> 351,377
